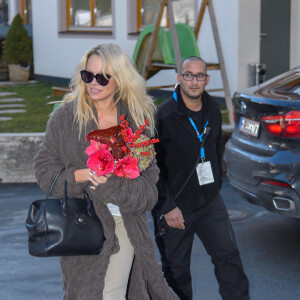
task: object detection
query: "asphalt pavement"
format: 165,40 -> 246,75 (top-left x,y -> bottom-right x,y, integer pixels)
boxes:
1,177 -> 300,300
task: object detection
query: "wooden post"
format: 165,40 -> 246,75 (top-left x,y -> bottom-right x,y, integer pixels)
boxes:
141,0 -> 167,79
166,0 -> 182,72
207,0 -> 234,125
194,0 -> 208,38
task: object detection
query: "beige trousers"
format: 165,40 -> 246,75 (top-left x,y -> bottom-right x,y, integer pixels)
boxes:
103,215 -> 135,300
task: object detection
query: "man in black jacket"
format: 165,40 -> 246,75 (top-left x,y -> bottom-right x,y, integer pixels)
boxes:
152,56 -> 249,300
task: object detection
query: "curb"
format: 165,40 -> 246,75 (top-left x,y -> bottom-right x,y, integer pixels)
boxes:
0,133 -> 44,183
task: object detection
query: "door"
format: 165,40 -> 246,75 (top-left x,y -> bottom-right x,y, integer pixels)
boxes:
260,0 -> 290,80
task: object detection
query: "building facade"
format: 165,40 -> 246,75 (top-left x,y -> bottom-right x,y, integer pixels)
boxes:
4,0 -> 300,98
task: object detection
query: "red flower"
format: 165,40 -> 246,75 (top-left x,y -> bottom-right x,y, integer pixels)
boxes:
85,140 -> 110,156
113,155 -> 140,179
87,149 -> 114,176
86,115 -> 159,179
86,126 -> 127,159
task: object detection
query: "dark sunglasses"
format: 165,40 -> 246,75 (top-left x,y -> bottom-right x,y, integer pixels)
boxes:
80,70 -> 111,86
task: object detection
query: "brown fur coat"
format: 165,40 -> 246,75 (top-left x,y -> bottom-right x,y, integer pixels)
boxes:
34,100 -> 179,300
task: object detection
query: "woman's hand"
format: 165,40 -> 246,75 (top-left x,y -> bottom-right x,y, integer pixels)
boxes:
74,168 -> 91,183
88,171 -> 111,190
74,168 -> 111,189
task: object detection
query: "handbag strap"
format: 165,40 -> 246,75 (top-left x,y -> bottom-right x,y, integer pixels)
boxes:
46,168 -> 65,199
62,180 -> 95,217
46,168 -> 94,216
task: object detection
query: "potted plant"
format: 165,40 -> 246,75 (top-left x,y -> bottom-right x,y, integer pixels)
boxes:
2,14 -> 33,82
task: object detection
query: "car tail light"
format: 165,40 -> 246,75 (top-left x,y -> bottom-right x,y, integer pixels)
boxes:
233,108 -> 236,122
262,179 -> 291,188
261,110 -> 300,138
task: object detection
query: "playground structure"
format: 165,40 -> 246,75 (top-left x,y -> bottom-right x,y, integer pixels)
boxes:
132,0 -> 233,125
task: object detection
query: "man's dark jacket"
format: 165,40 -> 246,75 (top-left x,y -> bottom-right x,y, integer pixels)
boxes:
154,85 -> 223,215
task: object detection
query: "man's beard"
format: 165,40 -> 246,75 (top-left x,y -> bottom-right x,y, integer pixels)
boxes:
181,85 -> 203,100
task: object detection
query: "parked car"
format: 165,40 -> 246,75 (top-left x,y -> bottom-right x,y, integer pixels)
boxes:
224,66 -> 300,218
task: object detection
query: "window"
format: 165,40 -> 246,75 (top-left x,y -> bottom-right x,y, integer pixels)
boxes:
137,0 -> 196,30
0,0 -> 8,25
66,0 -> 112,31
21,0 -> 32,24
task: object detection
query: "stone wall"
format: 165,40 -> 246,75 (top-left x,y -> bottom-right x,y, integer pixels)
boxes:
0,133 -> 44,183
0,126 -> 233,183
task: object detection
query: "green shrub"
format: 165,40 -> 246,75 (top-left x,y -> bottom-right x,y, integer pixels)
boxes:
2,14 -> 33,66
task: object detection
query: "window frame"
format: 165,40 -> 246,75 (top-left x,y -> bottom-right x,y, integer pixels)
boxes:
135,0 -> 197,32
65,0 -> 113,33
136,0 -> 169,31
21,0 -> 31,25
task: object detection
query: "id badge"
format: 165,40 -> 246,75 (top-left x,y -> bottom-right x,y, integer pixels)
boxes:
196,161 -> 214,186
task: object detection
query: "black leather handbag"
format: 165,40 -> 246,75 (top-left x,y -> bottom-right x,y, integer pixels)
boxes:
25,169 -> 105,257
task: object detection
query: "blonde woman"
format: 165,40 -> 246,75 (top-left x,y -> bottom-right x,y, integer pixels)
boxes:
34,44 -> 179,300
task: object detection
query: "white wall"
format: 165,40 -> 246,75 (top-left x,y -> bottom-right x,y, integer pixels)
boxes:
8,0 -> 19,24
238,0 -> 260,89
197,0 -> 239,97
147,0 -> 242,96
31,0 -> 260,97
290,0 -> 300,68
199,0 -> 260,93
32,0 -> 137,80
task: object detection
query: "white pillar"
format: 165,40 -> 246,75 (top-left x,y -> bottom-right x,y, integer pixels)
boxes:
237,0 -> 261,89
290,0 -> 300,68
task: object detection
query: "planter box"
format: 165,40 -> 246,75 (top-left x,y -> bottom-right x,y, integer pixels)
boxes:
8,64 -> 30,82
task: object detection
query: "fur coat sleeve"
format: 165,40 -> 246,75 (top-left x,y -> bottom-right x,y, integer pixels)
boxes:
34,101 -> 89,198
90,160 -> 159,213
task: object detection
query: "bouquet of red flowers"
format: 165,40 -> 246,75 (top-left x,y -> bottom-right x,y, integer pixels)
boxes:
85,115 -> 159,179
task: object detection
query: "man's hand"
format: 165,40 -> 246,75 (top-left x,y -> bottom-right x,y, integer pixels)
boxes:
164,207 -> 185,229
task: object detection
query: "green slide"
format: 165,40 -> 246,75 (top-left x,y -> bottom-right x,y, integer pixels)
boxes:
166,23 -> 200,64
132,23 -> 200,79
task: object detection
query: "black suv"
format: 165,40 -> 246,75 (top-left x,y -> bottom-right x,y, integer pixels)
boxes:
224,67 -> 300,218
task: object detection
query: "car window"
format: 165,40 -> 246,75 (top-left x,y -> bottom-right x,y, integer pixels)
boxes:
257,71 -> 300,97
293,87 -> 300,95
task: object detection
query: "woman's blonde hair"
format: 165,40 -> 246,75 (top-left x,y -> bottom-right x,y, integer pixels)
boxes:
63,44 -> 156,136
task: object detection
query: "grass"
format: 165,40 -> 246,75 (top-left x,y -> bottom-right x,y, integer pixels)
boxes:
0,81 -> 229,133
0,81 -> 63,133
220,106 -> 229,124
